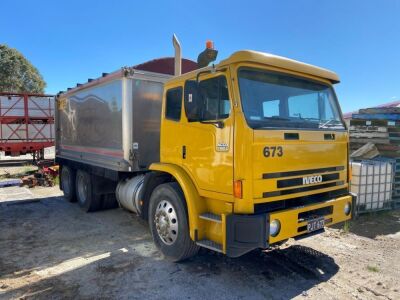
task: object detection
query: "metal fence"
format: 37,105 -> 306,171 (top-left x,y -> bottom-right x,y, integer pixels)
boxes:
0,92 -> 54,156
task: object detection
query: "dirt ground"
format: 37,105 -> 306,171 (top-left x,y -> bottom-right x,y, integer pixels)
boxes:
0,185 -> 399,300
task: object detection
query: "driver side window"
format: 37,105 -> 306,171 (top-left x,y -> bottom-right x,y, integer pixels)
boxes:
199,76 -> 231,121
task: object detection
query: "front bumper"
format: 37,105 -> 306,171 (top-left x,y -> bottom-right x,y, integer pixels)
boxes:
267,194 -> 353,244
225,194 -> 352,257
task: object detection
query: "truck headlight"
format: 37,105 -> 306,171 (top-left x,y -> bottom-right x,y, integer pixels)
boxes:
344,202 -> 351,216
270,219 -> 281,237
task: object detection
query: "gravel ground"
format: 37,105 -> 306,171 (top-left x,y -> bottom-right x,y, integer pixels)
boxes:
0,185 -> 399,300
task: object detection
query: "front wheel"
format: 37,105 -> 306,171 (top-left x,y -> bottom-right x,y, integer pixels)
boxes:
148,182 -> 199,262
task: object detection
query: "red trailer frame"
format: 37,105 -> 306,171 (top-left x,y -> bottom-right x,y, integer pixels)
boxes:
0,92 -> 55,157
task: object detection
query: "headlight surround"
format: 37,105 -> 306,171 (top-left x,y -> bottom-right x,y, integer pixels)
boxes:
269,219 -> 281,237
344,202 -> 352,215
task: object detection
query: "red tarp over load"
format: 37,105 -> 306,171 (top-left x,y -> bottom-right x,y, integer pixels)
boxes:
133,57 -> 198,75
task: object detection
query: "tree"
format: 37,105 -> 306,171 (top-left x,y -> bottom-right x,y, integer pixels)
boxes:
0,44 -> 46,93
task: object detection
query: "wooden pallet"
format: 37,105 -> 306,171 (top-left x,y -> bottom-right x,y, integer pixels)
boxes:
353,113 -> 400,121
359,107 -> 400,114
350,119 -> 399,127
350,114 -> 400,208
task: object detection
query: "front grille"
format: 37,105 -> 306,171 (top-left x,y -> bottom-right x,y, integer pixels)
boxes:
263,181 -> 344,198
277,173 -> 340,188
262,166 -> 345,179
254,188 -> 348,214
298,206 -> 333,222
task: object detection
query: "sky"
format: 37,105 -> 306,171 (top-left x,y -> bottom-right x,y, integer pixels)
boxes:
1,0 -> 399,113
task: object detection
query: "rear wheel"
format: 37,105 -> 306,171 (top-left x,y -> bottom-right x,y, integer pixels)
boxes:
149,182 -> 199,262
61,166 -> 76,202
75,170 -> 101,212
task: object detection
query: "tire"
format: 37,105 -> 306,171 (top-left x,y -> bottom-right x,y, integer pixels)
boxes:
148,182 -> 199,262
61,166 -> 76,202
75,170 -> 101,212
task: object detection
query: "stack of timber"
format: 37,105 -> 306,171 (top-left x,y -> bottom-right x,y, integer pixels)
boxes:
349,106 -> 400,208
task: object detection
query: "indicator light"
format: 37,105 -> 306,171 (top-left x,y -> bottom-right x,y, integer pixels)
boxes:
233,180 -> 242,199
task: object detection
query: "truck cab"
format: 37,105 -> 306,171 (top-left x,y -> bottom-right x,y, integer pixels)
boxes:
150,50 -> 352,258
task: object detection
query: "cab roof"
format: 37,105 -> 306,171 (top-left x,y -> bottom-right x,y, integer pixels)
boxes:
220,50 -> 340,83
168,50 -> 340,84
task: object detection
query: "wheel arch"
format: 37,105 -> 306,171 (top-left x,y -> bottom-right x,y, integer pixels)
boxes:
144,163 -> 205,240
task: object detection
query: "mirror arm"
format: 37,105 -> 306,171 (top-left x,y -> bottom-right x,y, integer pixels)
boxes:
215,121 -> 224,129
196,66 -> 226,83
200,120 -> 225,129
196,70 -> 212,84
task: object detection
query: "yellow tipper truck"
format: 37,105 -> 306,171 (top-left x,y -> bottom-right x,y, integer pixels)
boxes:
56,35 -> 353,261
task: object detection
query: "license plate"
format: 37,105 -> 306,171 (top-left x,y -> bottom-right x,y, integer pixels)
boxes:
307,217 -> 325,232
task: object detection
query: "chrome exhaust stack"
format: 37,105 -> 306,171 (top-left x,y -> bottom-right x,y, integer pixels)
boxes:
172,34 -> 182,76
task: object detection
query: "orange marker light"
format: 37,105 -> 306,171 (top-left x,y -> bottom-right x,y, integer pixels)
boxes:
234,180 -> 243,199
206,40 -> 214,49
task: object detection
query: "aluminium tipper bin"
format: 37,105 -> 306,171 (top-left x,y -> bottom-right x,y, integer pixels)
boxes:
351,159 -> 395,213
56,68 -> 171,172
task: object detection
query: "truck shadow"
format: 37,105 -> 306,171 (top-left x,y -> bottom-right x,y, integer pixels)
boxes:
0,244 -> 339,300
180,245 -> 339,298
0,195 -> 339,299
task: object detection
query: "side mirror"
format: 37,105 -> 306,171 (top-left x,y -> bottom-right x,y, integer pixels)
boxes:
197,41 -> 218,68
184,80 -> 203,122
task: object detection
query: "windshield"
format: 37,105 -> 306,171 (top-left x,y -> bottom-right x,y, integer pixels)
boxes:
238,68 -> 345,130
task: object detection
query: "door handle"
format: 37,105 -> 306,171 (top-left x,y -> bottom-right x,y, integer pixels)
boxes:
182,145 -> 186,159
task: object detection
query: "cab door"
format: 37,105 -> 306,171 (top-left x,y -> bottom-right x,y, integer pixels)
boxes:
160,86 -> 184,166
181,74 -> 234,195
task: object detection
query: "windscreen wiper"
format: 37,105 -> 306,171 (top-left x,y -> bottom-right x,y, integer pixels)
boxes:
319,119 -> 342,128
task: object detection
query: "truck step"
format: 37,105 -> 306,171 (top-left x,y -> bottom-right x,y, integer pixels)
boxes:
196,239 -> 223,253
199,213 -> 222,223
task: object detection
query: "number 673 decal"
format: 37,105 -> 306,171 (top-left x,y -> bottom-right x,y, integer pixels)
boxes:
263,146 -> 283,157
